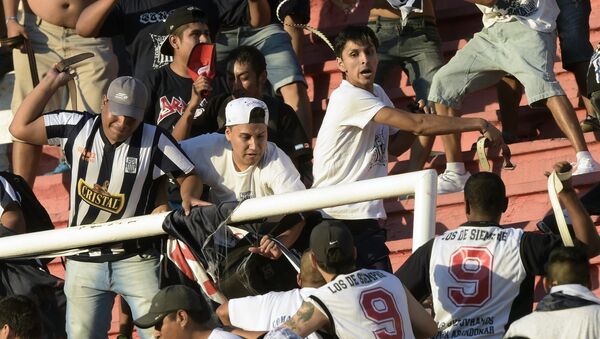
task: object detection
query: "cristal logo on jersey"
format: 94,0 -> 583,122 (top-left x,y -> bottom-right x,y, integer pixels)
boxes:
77,179 -> 125,214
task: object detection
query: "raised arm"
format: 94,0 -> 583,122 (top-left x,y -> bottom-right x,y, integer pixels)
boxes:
9,67 -> 73,145
373,107 -> 503,146
75,0 -> 116,37
551,161 -> 600,257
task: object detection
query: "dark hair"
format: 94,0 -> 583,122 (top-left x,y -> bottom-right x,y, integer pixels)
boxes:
227,46 -> 267,76
464,172 -> 506,216
545,246 -> 590,286
333,25 -> 379,58
0,295 -> 42,338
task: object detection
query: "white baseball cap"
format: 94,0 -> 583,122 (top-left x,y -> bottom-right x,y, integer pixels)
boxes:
225,97 -> 269,126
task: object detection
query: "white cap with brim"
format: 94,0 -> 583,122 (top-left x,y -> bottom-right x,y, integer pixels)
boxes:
225,97 -> 269,126
106,76 -> 149,121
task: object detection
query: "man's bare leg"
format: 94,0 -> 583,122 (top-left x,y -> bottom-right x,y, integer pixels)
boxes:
279,82 -> 313,137
407,136 -> 435,171
546,95 -> 599,174
436,103 -> 471,193
497,76 -> 523,141
568,62 -> 596,117
12,141 -> 42,187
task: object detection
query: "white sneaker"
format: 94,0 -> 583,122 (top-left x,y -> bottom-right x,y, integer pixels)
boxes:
573,157 -> 600,175
437,170 -> 471,194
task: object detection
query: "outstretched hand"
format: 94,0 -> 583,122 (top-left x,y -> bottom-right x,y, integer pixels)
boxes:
249,235 -> 282,260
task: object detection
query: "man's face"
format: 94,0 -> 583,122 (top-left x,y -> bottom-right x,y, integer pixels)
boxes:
174,22 -> 211,60
153,313 -> 182,339
101,96 -> 141,144
336,40 -> 378,92
228,61 -> 265,99
225,123 -> 268,171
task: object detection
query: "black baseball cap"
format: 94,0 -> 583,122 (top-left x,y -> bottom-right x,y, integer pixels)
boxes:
160,6 -> 207,56
134,285 -> 208,329
310,220 -> 355,274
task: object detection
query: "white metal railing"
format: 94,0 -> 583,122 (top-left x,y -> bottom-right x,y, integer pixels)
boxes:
0,170 -> 438,259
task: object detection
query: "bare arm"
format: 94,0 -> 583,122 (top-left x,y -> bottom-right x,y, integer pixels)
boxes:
216,302 -> 232,326
283,15 -> 304,62
404,286 -> 438,338
281,301 -> 329,337
248,0 -> 271,27
9,67 -> 73,145
171,75 -> 211,141
249,219 -> 305,259
551,161 -> 600,258
3,0 -> 28,45
1,203 -> 26,235
373,107 -> 503,146
175,172 -> 207,215
75,0 -> 116,37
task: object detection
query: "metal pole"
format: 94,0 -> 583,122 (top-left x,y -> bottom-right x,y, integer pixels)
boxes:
0,171 -> 438,259
412,169 -> 437,251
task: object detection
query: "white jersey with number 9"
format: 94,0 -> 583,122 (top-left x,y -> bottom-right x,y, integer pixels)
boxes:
308,268 -> 415,339
430,226 -> 526,338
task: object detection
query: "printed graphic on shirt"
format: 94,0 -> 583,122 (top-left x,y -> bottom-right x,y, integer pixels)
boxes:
77,147 -> 96,163
150,33 -> 173,70
77,179 -> 125,214
495,0 -> 537,17
368,128 -> 387,170
125,157 -> 138,174
158,96 -> 186,124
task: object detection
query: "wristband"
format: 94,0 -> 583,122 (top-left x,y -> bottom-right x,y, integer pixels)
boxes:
5,16 -> 18,24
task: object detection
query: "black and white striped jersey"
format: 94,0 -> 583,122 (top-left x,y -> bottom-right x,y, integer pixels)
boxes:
0,176 -> 20,218
44,110 -> 195,227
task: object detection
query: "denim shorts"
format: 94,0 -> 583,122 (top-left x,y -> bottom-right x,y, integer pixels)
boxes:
215,23 -> 306,92
556,0 -> 593,67
429,20 -> 564,109
368,17 -> 444,102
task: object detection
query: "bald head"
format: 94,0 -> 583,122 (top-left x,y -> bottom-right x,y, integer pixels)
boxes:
299,250 -> 326,288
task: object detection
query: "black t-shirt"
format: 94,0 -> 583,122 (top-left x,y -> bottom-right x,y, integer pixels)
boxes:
190,93 -> 312,161
396,224 -> 565,330
587,48 -> 600,96
142,65 -> 205,132
99,0 -> 219,78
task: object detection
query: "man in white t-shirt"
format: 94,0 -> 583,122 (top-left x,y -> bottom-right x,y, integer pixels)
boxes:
216,251 -> 326,339
429,0 -> 599,194
505,246 -> 600,339
180,97 -> 306,258
312,25 -> 504,272
134,285 -> 241,339
269,220 -> 438,339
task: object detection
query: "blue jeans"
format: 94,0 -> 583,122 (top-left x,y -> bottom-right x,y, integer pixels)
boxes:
64,254 -> 160,339
368,16 -> 444,103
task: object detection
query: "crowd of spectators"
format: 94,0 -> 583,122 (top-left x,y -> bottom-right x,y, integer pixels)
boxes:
1,0 -> 600,338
